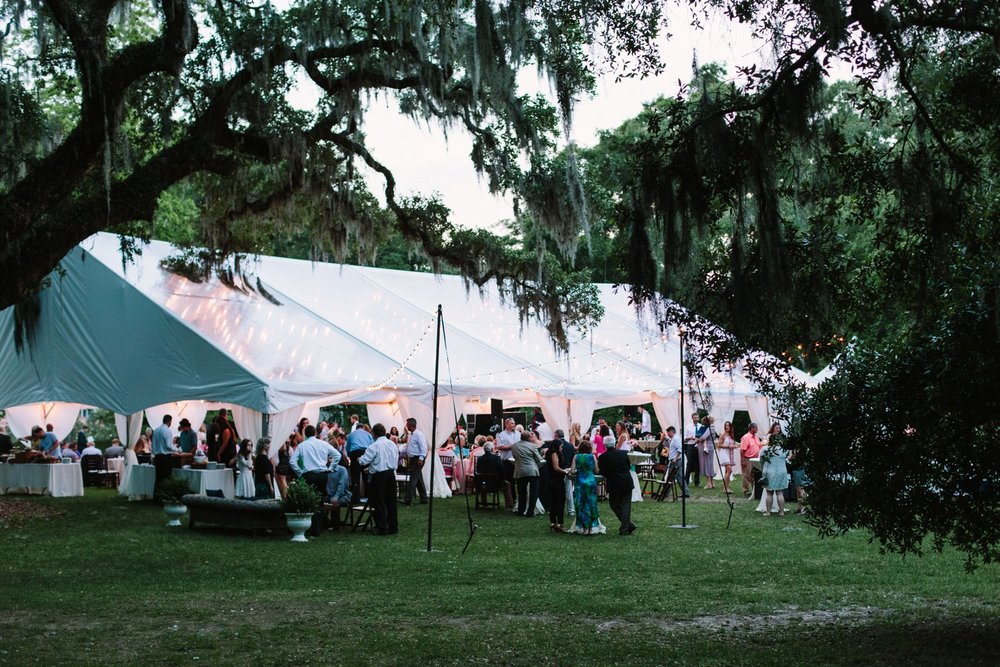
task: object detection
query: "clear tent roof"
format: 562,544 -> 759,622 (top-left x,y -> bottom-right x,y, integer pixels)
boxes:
2,233 -> 800,414
83,235 -> 424,411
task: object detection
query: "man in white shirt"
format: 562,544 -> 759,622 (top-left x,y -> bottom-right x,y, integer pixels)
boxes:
494,418 -> 519,507
80,437 -> 102,458
151,415 -> 177,486
291,424 -> 341,535
665,426 -> 689,498
403,417 -> 428,504
349,414 -> 360,432
360,423 -> 400,534
639,406 -> 652,437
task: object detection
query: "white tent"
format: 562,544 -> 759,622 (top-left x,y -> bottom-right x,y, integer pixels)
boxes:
1,233 -> 796,459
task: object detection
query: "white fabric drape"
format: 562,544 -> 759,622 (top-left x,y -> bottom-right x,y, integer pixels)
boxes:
708,395 -> 737,425
231,406 -> 263,445
114,411 -> 145,448
143,401 -> 209,433
366,403 -> 401,432
746,395 -> 771,430
569,399 -> 596,434
394,393 -> 452,498
650,392 -> 680,433
267,404 -> 307,459
537,395 -> 570,434
4,402 -> 86,440
395,393 -> 462,447
421,451 -> 452,498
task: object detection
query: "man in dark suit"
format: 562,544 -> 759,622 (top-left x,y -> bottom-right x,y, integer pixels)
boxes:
598,441 -> 636,535
475,442 -> 513,509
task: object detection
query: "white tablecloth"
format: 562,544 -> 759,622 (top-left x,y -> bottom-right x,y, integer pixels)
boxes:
629,470 -> 643,502
106,458 -> 124,474
120,463 -> 156,500
0,462 -> 85,497
172,467 -> 235,499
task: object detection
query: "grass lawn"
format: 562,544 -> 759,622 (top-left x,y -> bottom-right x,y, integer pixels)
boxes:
1,486 -> 998,666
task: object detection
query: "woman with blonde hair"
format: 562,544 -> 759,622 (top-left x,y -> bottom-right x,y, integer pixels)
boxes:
716,421 -> 738,494
569,423 -> 582,447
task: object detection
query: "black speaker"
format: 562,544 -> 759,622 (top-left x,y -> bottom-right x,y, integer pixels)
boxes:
502,411 -> 527,428
490,399 -> 503,420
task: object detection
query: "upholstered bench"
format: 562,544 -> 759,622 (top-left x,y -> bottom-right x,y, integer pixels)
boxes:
182,494 -> 287,537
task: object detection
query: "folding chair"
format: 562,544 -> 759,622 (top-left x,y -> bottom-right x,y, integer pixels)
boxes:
348,497 -> 373,532
652,463 -> 679,502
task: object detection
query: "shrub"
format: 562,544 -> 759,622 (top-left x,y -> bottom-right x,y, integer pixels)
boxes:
282,479 -> 321,514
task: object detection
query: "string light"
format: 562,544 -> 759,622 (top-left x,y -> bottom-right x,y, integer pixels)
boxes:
366,317 -> 436,390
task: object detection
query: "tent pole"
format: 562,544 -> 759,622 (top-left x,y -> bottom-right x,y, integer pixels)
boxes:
427,305 -> 443,553
670,327 -> 697,529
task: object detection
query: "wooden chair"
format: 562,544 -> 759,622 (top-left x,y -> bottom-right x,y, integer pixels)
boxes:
80,455 -> 104,487
474,473 -> 502,510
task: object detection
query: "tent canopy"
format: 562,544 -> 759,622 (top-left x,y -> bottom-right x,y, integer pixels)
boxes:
1,233 -> 800,437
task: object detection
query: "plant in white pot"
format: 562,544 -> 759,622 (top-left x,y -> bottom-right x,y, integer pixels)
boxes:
156,477 -> 194,526
282,479 -> 321,542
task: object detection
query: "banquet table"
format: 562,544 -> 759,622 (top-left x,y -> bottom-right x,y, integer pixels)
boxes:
0,462 -> 84,497
106,457 -> 124,475
120,463 -> 156,500
626,451 -> 651,503
172,467 -> 235,499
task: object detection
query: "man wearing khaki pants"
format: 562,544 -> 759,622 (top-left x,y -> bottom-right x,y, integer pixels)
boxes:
739,423 -> 761,497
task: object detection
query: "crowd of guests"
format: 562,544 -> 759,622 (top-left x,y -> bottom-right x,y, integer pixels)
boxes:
4,405 -> 807,524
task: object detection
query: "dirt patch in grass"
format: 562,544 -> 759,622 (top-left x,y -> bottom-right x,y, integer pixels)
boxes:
0,497 -> 65,528
595,605 -> 894,633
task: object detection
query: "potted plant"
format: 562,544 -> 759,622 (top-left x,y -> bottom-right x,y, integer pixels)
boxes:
156,477 -> 194,527
282,479 -> 321,542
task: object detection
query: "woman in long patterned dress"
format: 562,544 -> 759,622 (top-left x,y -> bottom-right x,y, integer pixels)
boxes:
570,441 -> 601,535
698,416 -> 717,489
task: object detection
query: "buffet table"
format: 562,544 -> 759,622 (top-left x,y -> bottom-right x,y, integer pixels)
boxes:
120,463 -> 156,501
172,467 -> 235,499
0,462 -> 85,497
626,451 -> 651,503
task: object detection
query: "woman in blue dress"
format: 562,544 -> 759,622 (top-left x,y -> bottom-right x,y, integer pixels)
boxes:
760,427 -> 790,517
570,441 -> 601,535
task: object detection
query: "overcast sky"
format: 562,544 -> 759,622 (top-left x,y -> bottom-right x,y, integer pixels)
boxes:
277,0 -> 863,236
299,8 -> 773,231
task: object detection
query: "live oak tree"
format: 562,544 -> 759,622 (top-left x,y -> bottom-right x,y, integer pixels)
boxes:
577,2 -> 1000,566
1,0 -> 665,345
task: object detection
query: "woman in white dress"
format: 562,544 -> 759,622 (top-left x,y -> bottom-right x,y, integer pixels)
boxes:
716,421 -> 738,495
235,439 -> 256,499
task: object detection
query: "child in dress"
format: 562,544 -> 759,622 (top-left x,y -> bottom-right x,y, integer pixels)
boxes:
235,439 -> 255,499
